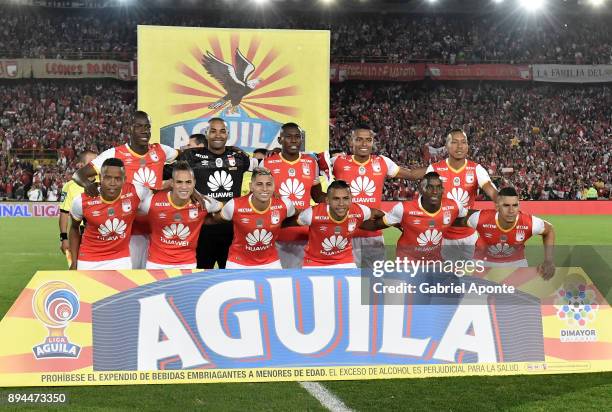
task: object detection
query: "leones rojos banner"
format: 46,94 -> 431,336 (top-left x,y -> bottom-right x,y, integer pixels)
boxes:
137,26 -> 330,152
0,267 -> 610,387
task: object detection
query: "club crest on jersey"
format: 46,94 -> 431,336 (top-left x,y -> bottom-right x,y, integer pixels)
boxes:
516,231 -> 525,242
150,150 -> 159,162
288,168 -> 296,177
122,200 -> 132,213
348,219 -> 357,232
358,166 -> 366,176
228,155 -> 236,167
271,210 -> 280,225
372,159 -> 381,173
443,211 -> 451,225
302,164 -> 311,176
453,177 -> 461,186
189,208 -> 198,220
466,172 -> 474,184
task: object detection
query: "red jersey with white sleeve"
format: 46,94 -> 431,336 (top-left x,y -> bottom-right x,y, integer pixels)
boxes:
221,195 -> 295,266
298,202 -> 371,267
264,153 -> 319,242
384,197 -> 467,260
468,209 -> 545,264
91,143 -> 178,235
426,159 -> 494,240
70,182 -> 145,262
139,191 -> 221,266
332,154 -> 400,238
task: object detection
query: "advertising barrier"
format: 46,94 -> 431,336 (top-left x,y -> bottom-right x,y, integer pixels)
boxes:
426,64 -> 531,81
0,202 -> 59,218
0,267 -> 609,387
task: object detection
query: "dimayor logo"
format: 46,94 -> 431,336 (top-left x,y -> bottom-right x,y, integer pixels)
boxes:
555,274 -> 599,342
32,281 -> 81,359
162,34 -> 300,152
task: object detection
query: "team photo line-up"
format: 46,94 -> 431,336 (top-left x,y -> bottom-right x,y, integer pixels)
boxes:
58,111 -> 555,274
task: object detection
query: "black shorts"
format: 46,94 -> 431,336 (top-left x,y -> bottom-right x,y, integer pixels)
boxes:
197,222 -> 233,269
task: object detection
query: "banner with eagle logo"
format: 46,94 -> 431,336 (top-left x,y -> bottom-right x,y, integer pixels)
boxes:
137,26 -> 330,153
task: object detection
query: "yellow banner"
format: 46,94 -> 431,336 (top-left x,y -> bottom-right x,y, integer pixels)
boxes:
137,26 -> 330,152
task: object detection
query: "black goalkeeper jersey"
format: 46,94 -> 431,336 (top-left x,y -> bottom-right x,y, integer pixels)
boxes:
173,147 -> 256,202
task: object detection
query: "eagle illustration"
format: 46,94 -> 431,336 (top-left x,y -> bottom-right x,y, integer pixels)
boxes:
202,49 -> 262,112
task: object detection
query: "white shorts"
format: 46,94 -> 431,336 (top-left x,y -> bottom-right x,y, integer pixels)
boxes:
77,257 -> 132,270
441,232 -> 479,261
352,235 -> 385,268
276,240 -> 307,269
145,261 -> 197,270
482,259 -> 529,268
303,263 -> 357,269
129,235 -> 149,269
225,260 -> 283,270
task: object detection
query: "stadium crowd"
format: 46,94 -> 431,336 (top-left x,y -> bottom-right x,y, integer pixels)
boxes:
1,8 -> 612,64
0,81 -> 135,200
1,79 -> 610,201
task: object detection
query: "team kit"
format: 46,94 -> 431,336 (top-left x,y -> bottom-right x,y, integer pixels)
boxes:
59,112 -> 555,277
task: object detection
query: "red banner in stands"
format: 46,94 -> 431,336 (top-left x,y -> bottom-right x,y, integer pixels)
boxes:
330,63 -> 426,82
426,64 -> 531,81
381,201 -> 612,215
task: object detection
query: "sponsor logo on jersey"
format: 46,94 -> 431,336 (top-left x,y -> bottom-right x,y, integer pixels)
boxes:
162,223 -> 191,241
350,176 -> 376,197
447,188 -> 469,207
279,178 -> 305,200
133,167 -> 157,187
488,243 -> 515,256
417,229 -> 443,246
321,235 -> 348,254
97,218 -> 127,239
245,229 -> 273,251
208,170 -> 233,192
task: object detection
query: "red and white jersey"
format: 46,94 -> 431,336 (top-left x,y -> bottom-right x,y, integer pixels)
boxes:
332,154 -> 399,238
384,197 -> 467,260
90,143 -> 178,191
71,182 -> 145,262
264,153 -> 320,242
468,210 -> 545,264
298,202 -> 371,267
221,195 -> 295,266
139,191 -> 221,266
426,159 -> 493,240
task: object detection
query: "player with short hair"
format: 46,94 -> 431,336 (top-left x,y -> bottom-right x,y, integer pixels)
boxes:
177,117 -> 260,269
58,150 -> 97,266
184,133 -> 206,149
462,186 -> 555,278
283,180 -> 377,268
426,128 -> 498,260
72,111 -> 180,269
331,124 -> 426,267
69,158 -> 146,270
207,167 -> 295,269
264,122 -> 325,268
139,161 -> 221,269
364,172 -> 467,261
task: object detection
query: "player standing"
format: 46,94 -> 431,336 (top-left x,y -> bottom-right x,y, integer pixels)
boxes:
58,150 -> 97,266
69,158 -> 146,270
264,122 -> 325,268
139,162 -> 221,269
332,124 -> 426,267
208,167 -> 295,269
426,128 -> 498,260
72,111 -> 179,268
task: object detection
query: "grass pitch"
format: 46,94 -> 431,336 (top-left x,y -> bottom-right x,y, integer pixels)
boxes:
0,215 -> 611,411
